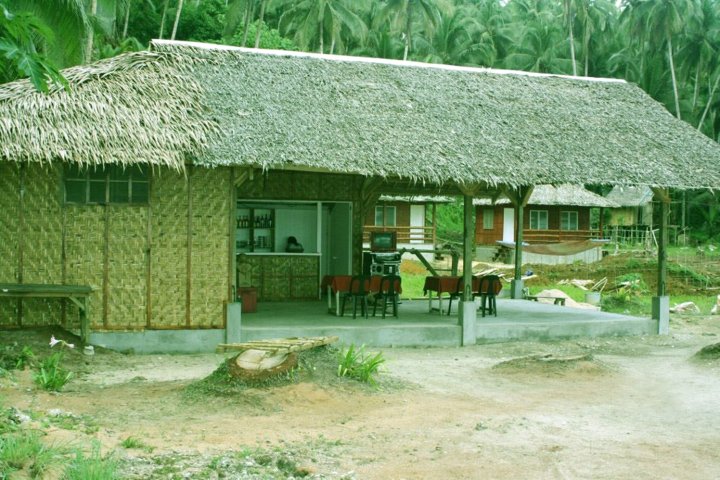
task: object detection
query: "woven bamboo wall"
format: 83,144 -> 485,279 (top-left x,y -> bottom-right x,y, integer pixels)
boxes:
0,163 -> 20,326
107,206 -> 148,329
64,204 -> 105,329
189,167 -> 229,328
149,170 -> 188,328
21,164 -> 64,327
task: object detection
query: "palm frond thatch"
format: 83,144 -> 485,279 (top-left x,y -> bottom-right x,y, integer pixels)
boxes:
0,50 -> 218,170
474,185 -> 620,208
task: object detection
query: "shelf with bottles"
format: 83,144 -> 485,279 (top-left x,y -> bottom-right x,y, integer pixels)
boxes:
235,207 -> 275,253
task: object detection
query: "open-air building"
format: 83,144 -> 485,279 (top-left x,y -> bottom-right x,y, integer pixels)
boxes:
2,40 -> 720,352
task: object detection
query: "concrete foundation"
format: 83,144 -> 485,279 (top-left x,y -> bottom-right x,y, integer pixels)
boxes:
652,296 -> 670,335
459,300 -> 477,346
226,302 -> 242,343
88,329 -> 226,354
510,279 -> 524,299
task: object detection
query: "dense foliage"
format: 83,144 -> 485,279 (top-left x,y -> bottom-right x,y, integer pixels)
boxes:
2,0 -> 719,240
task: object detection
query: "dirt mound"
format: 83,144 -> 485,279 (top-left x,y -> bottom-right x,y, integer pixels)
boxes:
491,353 -> 610,376
693,342 -> 720,360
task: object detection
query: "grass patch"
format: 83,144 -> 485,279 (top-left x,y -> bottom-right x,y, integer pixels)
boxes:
0,343 -> 35,371
0,431 -> 65,479
64,443 -> 118,480
42,411 -> 99,435
120,436 -> 155,453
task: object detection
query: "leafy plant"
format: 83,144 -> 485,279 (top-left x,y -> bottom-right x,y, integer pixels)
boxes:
337,344 -> 385,385
0,344 -> 35,371
34,352 -> 73,392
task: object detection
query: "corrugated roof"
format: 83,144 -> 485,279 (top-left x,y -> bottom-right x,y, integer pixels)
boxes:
1,40 -> 720,190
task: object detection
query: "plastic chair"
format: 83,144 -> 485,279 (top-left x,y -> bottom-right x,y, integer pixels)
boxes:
372,275 -> 401,318
473,275 -> 502,317
340,275 -> 369,319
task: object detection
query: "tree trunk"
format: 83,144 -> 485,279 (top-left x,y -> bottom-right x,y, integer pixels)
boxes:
85,0 -> 98,63
241,0 -> 254,47
692,62 -> 701,111
319,18 -> 324,53
697,72 -> 720,131
403,2 -> 412,61
583,23 -> 589,76
253,0 -> 266,48
159,0 -> 170,39
122,1 -> 131,39
667,33 -> 681,120
568,14 -> 577,76
171,0 -> 184,41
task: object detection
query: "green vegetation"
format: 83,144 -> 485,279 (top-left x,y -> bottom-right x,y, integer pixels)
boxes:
337,344 -> 385,386
63,443 -> 118,480
120,436 -> 155,452
0,432 -> 64,478
0,343 -> 35,372
34,352 -> 73,392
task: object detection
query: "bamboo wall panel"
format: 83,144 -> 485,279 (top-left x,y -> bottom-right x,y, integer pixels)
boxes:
64,205 -> 105,329
189,168 -> 229,328
150,171 -> 188,328
21,164 -> 63,326
107,206 -> 148,329
0,163 -> 20,326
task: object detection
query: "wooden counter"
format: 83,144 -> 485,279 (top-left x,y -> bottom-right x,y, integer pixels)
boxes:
236,253 -> 320,301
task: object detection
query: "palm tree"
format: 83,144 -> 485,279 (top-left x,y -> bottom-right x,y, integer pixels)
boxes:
374,0 -> 441,61
277,0 -> 367,54
171,0 -> 183,40
622,0 -> 700,120
0,2 -> 67,90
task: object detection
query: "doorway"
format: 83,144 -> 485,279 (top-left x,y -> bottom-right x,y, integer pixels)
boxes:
321,202 -> 352,276
503,208 -> 515,243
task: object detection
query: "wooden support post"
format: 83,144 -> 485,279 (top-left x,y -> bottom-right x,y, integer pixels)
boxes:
463,194 -> 474,302
432,203 -> 437,249
598,207 -> 604,239
506,185 -> 533,299
651,187 -> 671,334
186,165 -> 193,328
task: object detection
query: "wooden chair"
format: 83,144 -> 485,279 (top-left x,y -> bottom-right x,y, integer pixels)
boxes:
372,275 -> 401,318
340,275 -> 370,319
473,275 -> 502,317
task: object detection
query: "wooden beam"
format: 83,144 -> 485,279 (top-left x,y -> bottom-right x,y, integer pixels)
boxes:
511,186 -> 533,296
228,168 -> 237,307
462,194 -> 474,302
233,167 -> 254,187
17,164 -> 25,326
145,176 -> 153,329
186,165 -> 193,328
360,177 -> 382,214
653,187 -> 670,297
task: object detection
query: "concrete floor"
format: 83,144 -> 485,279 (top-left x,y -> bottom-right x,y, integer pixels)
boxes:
240,298 -> 658,347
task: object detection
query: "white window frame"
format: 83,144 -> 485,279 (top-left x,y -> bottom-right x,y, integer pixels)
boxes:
560,211 -> 579,231
483,208 -> 494,230
529,210 -> 549,230
374,205 -> 397,227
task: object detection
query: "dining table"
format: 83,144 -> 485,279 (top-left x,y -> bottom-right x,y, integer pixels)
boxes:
423,275 -> 480,314
321,275 -> 401,316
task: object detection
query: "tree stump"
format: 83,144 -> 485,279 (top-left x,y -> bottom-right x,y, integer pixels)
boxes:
226,349 -> 298,381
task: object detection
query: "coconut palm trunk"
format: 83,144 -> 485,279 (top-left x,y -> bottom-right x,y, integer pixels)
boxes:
403,1 -> 412,61
667,33 -> 681,120
698,72 -> 720,130
85,0 -> 97,63
122,1 -> 130,38
241,1 -> 254,47
159,0 -> 169,38
171,0 -> 184,40
253,0 -> 267,48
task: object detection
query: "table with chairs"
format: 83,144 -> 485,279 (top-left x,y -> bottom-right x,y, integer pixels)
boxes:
423,275 -> 502,316
321,274 -> 402,318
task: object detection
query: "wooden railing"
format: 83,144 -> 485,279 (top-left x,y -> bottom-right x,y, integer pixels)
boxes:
363,225 -> 435,244
523,229 -> 602,243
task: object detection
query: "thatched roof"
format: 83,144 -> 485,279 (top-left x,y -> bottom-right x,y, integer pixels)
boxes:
605,185 -> 654,207
474,184 -> 619,207
2,40 -> 720,190
0,50 -> 216,169
378,195 -> 453,204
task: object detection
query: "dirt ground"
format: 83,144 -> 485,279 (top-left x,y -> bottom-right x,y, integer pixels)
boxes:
2,316 -> 720,479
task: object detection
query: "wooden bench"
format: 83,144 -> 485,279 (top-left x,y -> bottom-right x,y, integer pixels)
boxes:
0,283 -> 94,343
525,295 -> 566,306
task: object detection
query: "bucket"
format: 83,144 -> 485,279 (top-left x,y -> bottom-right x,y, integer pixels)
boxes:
585,292 -> 601,305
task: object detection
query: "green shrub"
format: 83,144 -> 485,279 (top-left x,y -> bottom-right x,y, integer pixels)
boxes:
34,352 -> 73,392
337,344 -> 385,386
